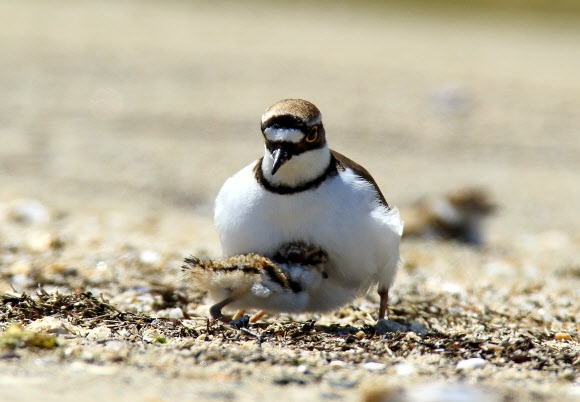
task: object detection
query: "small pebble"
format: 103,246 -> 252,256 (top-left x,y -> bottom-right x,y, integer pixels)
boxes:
559,368 -> 576,381
355,331 -> 365,339
396,362 -> 418,376
26,317 -> 70,335
142,328 -> 162,343
324,372 -> 359,388
10,274 -> 32,290
375,319 -> 406,335
169,307 -> 184,319
363,362 -> 386,371
139,250 -> 161,265
103,341 -> 129,361
555,332 -> 572,341
69,361 -> 118,375
26,231 -> 55,252
295,364 -> 309,374
80,351 -> 96,362
62,345 -> 83,358
5,199 -> 50,224
410,322 -> 427,335
328,360 -> 347,368
104,340 -> 126,352
405,383 -> 500,402
457,358 -> 487,371
86,326 -> 112,342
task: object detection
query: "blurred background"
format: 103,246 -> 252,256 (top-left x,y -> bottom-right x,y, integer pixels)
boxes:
1,0 -> 579,249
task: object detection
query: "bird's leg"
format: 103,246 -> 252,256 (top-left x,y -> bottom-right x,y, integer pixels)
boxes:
378,288 -> 389,320
249,310 -> 266,323
209,297 -> 234,323
211,302 -> 251,329
232,310 -> 246,321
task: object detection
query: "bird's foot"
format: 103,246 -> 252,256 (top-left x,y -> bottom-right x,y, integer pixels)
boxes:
229,314 -> 250,329
230,309 -> 250,328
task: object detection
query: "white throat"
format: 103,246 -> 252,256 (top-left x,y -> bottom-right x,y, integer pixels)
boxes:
261,145 -> 332,187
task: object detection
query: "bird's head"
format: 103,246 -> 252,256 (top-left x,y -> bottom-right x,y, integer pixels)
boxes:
260,99 -> 329,185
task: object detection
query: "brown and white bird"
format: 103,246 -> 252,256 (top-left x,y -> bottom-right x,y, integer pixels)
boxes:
183,242 -> 329,322
185,99 -> 403,322
402,187 -> 496,245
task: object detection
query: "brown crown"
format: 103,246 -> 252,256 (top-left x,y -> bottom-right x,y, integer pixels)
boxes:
261,99 -> 322,127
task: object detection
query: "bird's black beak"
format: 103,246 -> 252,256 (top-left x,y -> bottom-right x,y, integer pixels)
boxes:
271,148 -> 291,175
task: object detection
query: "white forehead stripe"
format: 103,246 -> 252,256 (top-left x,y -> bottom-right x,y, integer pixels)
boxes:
264,128 -> 304,143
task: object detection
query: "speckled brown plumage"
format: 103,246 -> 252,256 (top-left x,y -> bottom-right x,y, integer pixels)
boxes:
182,242 -> 329,322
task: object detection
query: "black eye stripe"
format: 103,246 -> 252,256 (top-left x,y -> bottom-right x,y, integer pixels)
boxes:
265,139 -> 325,157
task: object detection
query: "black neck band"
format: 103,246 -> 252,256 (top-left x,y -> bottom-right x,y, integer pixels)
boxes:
254,155 -> 338,195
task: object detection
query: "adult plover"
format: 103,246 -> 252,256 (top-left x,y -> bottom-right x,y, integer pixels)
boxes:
402,187 -> 496,245
185,99 -> 403,322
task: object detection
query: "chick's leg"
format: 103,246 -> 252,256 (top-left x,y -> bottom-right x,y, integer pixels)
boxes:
232,310 -> 246,320
209,297 -> 234,323
249,310 -> 266,323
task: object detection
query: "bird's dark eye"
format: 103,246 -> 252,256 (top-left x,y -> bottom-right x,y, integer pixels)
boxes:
305,126 -> 318,143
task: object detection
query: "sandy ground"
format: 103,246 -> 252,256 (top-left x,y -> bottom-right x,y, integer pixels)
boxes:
1,1 -> 580,401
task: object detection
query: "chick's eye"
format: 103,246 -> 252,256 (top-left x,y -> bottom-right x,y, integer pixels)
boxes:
305,126 -> 318,143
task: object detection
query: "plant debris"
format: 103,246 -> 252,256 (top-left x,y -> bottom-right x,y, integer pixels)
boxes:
0,288 -> 196,339
0,283 -> 577,377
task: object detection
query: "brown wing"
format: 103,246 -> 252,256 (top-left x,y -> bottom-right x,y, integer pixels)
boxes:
330,150 -> 389,208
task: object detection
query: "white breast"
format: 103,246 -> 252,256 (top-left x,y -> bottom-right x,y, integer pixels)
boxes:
214,160 -> 403,311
